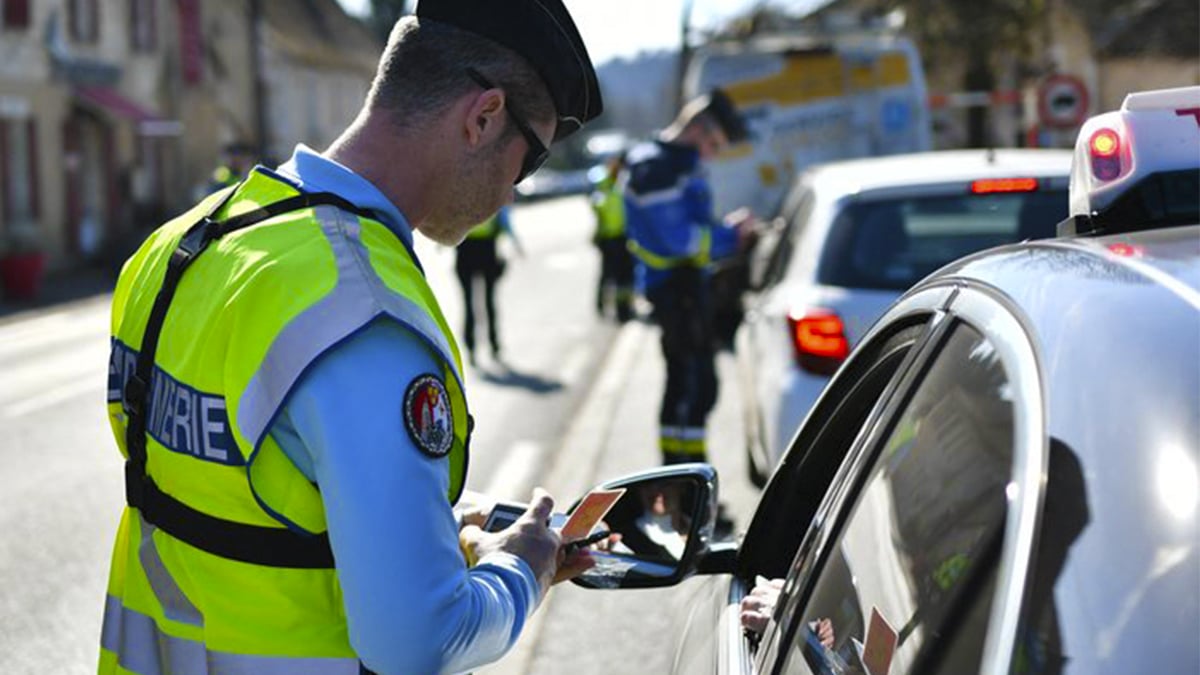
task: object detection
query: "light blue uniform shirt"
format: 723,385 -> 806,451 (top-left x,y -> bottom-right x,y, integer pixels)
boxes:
267,145 -> 540,675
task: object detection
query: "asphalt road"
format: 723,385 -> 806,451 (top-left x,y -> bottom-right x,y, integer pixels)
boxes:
0,195 -> 764,674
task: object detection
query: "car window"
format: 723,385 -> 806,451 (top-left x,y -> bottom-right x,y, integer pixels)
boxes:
778,322 -> 1014,675
817,189 -> 1067,291
754,188 -> 816,290
738,320 -> 927,582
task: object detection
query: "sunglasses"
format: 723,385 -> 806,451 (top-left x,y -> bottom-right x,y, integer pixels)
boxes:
466,68 -> 550,185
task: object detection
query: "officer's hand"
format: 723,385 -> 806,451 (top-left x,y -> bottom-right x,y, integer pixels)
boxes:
460,488 -> 563,593
454,489 -> 497,529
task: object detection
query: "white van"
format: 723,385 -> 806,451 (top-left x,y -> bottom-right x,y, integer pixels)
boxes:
683,34 -> 932,217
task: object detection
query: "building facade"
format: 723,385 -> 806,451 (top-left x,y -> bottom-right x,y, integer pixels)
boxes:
0,0 -> 379,274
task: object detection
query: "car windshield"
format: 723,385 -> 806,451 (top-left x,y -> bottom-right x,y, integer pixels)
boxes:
818,189 -> 1068,291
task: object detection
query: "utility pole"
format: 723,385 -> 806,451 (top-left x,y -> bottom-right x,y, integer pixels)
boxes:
677,0 -> 695,109
248,0 -> 269,161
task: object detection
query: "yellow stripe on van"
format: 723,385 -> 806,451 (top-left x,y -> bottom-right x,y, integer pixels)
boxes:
877,53 -> 913,87
723,54 -> 845,106
850,53 -> 913,90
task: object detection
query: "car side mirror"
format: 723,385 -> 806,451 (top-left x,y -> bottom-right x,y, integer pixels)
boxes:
570,463 -> 729,590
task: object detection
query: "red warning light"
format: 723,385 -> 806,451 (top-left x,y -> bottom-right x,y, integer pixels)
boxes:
1089,128 -> 1120,157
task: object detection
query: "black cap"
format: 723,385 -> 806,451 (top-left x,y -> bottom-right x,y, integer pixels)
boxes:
701,88 -> 748,143
416,0 -> 603,142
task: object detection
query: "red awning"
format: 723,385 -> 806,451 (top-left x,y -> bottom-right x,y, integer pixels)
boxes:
74,86 -> 181,136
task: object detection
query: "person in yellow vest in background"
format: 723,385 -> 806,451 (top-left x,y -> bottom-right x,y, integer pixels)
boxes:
206,141 -> 255,195
99,1 -> 603,674
589,151 -> 634,322
456,205 -> 523,365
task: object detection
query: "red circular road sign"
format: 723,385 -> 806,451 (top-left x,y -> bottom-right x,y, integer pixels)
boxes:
1038,74 -> 1090,129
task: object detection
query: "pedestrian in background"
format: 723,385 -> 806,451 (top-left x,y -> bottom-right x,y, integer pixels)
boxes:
623,89 -> 757,466
590,151 -> 634,322
99,1 -> 602,673
456,204 -> 523,365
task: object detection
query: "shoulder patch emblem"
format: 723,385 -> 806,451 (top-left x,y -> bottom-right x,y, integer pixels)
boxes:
403,374 -> 454,458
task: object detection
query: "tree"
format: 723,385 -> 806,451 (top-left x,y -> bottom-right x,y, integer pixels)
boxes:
367,0 -> 409,44
887,0 -> 1046,147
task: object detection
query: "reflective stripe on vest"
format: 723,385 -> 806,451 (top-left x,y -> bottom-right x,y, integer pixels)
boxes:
237,204 -> 462,445
627,228 -> 712,270
101,595 -> 359,675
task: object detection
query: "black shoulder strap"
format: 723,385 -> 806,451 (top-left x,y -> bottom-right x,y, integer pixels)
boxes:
122,186 -> 375,568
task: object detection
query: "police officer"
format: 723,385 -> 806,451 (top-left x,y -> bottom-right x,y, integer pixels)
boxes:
590,152 -> 634,322
623,89 -> 754,466
99,2 -> 601,674
206,141 -> 255,195
455,205 -> 523,364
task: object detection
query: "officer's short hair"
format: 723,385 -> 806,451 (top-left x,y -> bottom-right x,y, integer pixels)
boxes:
368,16 -> 555,141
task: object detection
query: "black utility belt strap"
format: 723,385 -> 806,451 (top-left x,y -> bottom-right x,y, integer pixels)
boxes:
122,186 -> 375,569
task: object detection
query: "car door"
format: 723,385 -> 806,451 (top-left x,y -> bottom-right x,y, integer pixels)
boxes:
738,182 -> 819,479
753,285 -> 1045,675
671,289 -> 951,675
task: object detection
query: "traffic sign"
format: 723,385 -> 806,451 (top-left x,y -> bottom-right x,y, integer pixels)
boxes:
1038,74 -> 1090,129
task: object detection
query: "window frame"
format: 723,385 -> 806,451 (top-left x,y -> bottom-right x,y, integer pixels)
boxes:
755,280 -> 1046,675
738,285 -> 955,660
68,0 -> 99,43
1,0 -> 32,30
129,0 -> 158,52
0,117 -> 40,227
752,184 -> 816,291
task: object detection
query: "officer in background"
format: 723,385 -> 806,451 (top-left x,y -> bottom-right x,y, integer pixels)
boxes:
623,89 -> 756,466
206,141 -> 255,194
589,151 -> 634,322
100,2 -> 602,674
456,204 -> 523,365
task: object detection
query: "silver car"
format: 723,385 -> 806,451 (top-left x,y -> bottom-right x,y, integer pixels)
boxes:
572,221 -> 1199,675
737,149 -> 1071,484
568,86 -> 1199,674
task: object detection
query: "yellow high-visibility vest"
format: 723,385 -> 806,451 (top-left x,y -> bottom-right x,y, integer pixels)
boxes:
100,170 -> 469,673
591,178 -> 626,240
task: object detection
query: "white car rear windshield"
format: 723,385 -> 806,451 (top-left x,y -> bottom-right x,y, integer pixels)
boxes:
818,190 -> 1068,291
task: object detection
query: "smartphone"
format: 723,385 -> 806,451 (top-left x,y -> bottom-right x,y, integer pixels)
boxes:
481,501 -> 568,532
482,501 -> 527,532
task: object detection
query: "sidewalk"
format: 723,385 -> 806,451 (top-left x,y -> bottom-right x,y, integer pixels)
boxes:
481,317 -> 761,675
0,266 -> 115,324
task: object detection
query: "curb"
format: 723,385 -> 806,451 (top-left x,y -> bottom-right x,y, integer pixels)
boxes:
477,319 -> 652,675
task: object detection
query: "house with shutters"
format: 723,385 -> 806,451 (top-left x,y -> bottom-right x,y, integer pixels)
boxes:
0,0 -> 379,276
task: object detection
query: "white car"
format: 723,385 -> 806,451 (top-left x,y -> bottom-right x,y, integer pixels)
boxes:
736,149 -> 1072,483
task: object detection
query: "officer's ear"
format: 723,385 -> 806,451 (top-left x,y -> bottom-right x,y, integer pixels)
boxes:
463,87 -> 507,149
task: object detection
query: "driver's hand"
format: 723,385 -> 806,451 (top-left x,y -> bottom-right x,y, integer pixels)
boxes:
739,576 -> 785,636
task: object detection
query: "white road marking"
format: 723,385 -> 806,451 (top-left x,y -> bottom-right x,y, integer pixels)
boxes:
484,440 -> 543,501
0,341 -> 109,401
0,322 -> 109,361
542,252 -> 586,271
478,321 -> 650,675
557,342 -> 592,387
2,378 -> 101,418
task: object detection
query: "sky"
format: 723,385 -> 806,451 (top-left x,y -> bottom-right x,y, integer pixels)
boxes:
334,0 -> 774,64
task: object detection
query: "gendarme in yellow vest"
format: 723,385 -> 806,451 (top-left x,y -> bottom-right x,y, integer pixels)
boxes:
100,170 -> 470,673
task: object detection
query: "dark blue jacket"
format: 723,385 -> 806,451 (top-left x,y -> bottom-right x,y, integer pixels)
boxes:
622,140 -> 739,293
